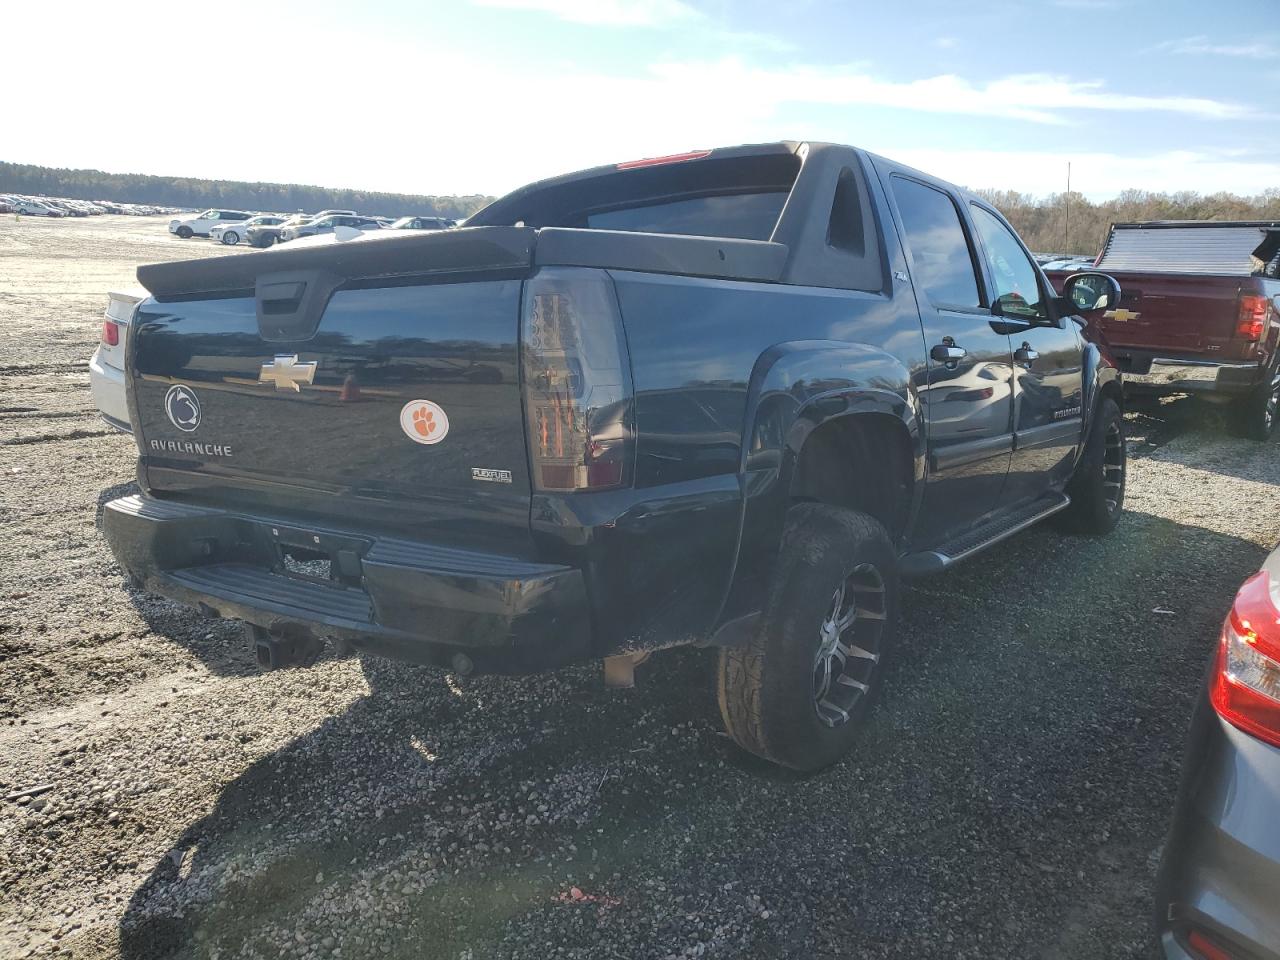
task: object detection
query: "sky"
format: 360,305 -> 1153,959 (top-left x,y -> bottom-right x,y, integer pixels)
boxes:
7,0 -> 1279,200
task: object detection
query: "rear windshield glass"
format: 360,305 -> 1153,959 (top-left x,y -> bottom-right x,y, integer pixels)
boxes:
586,192 -> 787,240
469,152 -> 800,241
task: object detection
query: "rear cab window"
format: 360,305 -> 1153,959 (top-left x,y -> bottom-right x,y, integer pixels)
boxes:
585,192 -> 788,240
470,152 -> 802,241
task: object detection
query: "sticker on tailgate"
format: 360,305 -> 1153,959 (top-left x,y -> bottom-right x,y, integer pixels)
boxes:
399,399 -> 449,445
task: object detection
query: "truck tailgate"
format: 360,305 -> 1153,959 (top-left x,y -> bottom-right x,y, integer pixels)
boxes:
1100,272 -> 1241,355
130,228 -> 536,549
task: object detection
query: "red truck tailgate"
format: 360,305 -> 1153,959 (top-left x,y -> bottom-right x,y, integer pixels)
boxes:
1099,272 -> 1241,355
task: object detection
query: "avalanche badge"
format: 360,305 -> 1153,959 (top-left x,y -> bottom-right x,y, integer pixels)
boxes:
400,399 -> 450,445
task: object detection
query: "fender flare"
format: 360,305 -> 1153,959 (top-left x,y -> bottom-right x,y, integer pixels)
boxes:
1082,342 -> 1122,425
708,340 -> 925,640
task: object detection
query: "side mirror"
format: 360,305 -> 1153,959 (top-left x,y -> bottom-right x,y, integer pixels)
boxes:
1062,272 -> 1122,313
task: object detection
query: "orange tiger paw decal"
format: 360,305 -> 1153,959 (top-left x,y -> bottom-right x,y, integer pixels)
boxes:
412,407 -> 436,437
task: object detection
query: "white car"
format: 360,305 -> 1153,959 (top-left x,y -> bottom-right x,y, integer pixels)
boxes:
168,209 -> 254,239
16,199 -> 65,217
210,214 -> 284,245
89,288 -> 145,431
279,214 -> 382,242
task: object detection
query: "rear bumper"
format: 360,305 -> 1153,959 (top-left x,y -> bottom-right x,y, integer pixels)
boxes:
101,494 -> 593,673
1155,694 -> 1280,960
88,349 -> 130,428
1118,353 -> 1262,396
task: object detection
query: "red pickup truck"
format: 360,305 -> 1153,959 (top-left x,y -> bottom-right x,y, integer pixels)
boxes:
1047,221 -> 1280,439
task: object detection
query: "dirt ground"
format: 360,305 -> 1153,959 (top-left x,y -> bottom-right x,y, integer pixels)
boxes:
2,214 -> 1278,960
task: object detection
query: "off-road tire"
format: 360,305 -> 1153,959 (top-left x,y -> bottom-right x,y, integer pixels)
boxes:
176,226 -> 193,239
1231,370 -> 1280,442
1056,397 -> 1125,535
716,504 -> 899,772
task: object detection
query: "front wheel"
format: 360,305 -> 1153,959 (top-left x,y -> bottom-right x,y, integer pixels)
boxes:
1056,396 -> 1125,535
717,504 -> 899,772
221,230 -> 239,245
176,226 -> 193,239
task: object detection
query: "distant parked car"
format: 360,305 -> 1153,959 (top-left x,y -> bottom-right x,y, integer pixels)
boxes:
1038,256 -> 1096,273
210,215 -> 284,246
15,199 -> 64,217
310,209 -> 357,219
168,209 -> 254,239
388,216 -> 457,231
1156,543 -> 1280,959
89,288 -> 145,431
279,214 -> 382,242
245,214 -> 308,248
49,199 -> 90,217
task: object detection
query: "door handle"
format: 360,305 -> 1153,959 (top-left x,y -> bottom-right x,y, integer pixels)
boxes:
1015,343 -> 1039,366
931,342 -> 967,366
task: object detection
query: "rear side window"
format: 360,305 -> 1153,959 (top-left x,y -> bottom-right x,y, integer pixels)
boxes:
585,192 -> 787,241
891,178 -> 981,309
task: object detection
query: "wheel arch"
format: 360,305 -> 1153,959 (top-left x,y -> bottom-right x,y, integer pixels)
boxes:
710,339 -> 924,643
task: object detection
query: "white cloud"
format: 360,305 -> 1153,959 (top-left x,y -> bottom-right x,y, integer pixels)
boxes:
1156,35 -> 1279,59
646,59 -> 1252,125
3,2 -> 1267,202
471,0 -> 700,26
934,37 -> 958,49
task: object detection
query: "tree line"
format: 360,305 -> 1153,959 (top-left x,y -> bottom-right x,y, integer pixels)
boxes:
977,186 -> 1280,257
4,159 -> 1278,255
0,161 -> 494,219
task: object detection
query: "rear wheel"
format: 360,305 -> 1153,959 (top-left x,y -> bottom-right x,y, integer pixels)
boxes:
1056,396 -> 1125,535
717,504 -> 898,771
1231,371 -> 1280,441
176,226 -> 193,239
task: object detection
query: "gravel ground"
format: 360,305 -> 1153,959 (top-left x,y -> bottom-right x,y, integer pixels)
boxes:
2,214 -> 1278,960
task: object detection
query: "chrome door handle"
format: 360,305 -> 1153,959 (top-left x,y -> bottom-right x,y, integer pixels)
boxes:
1015,343 -> 1039,366
931,343 -> 967,364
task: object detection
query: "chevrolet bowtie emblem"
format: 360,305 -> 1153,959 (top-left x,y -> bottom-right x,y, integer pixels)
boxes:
259,354 -> 318,392
1103,308 -> 1141,322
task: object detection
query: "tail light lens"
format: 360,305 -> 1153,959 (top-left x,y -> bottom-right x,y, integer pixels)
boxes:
1187,929 -> 1235,960
521,269 -> 634,492
101,319 -> 120,347
1211,569 -> 1280,749
1235,294 -> 1269,341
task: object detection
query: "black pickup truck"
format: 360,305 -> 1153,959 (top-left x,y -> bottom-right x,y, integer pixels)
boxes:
102,142 -> 1126,770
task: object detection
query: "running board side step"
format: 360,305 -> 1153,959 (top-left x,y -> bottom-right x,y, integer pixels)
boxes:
898,493 -> 1070,579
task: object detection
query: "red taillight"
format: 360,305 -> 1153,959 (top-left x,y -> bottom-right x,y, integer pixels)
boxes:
615,150 -> 711,170
521,269 -> 634,492
1187,928 -> 1235,960
1235,294 -> 1269,341
1210,569 -> 1280,749
101,319 -> 120,346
